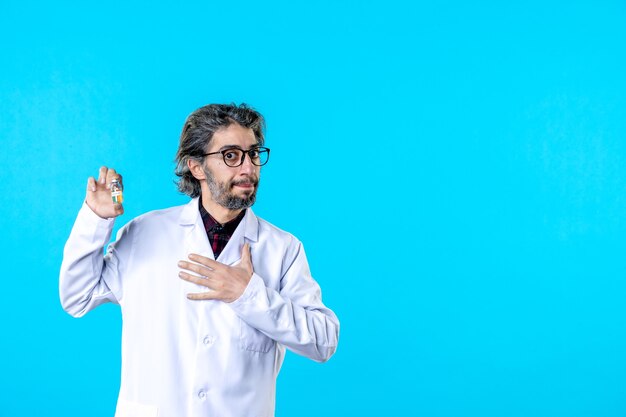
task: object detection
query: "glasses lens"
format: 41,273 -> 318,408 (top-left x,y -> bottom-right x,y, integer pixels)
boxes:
222,149 -> 243,167
253,148 -> 270,166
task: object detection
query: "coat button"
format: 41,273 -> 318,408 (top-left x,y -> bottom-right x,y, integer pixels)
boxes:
198,390 -> 206,400
203,336 -> 214,345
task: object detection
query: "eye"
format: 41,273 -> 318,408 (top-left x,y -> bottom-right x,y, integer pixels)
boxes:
248,149 -> 260,159
223,151 -> 239,161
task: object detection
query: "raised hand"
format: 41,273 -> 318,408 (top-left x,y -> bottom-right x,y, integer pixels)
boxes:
178,243 -> 254,303
86,166 -> 124,219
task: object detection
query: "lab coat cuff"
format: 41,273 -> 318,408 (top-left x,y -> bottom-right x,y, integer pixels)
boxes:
229,273 -> 264,308
79,202 -> 116,227
74,202 -> 116,242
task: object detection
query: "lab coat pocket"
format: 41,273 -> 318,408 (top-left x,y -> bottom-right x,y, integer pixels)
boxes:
239,319 -> 274,353
115,399 -> 159,417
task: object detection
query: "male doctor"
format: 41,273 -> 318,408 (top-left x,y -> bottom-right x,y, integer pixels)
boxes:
59,103 -> 339,417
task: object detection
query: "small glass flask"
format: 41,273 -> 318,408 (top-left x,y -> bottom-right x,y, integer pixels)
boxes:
110,178 -> 124,204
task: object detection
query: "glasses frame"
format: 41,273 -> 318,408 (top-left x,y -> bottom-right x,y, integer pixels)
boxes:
203,146 -> 271,167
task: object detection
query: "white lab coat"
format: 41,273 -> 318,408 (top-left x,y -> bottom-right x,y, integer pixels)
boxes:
59,198 -> 339,417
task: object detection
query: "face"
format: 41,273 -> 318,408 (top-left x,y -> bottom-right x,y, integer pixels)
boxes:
194,123 -> 261,210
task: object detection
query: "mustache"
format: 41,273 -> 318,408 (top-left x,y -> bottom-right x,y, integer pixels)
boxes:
230,177 -> 259,187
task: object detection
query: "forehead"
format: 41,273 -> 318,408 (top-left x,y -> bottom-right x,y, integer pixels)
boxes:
208,123 -> 256,151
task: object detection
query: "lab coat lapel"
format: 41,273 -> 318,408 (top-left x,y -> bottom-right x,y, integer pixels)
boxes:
217,209 -> 259,266
178,198 -> 214,294
179,197 -> 214,260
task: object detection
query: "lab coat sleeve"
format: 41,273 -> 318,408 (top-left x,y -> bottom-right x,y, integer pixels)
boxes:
59,202 -> 128,317
229,241 -> 339,362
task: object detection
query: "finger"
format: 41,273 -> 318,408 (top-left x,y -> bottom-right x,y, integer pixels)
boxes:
106,168 -> 119,189
187,291 -> 222,301
187,253 -> 221,269
98,166 -> 108,184
113,203 -> 124,215
87,177 -> 97,192
178,271 -> 214,288
178,260 -> 214,276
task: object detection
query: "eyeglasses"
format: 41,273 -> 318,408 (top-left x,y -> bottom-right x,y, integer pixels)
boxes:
203,147 -> 270,167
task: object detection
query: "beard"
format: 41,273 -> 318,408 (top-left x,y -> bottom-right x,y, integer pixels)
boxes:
203,166 -> 259,210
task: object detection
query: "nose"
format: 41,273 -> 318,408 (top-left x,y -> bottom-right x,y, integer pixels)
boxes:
239,153 -> 255,174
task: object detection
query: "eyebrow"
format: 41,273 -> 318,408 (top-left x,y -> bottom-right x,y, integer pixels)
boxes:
217,144 -> 260,152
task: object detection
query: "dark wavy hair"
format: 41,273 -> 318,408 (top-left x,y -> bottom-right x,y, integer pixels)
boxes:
174,103 -> 266,197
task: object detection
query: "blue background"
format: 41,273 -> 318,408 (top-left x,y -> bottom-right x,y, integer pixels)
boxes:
1,1 -> 626,416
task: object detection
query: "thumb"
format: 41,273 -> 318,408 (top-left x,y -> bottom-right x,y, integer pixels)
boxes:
241,242 -> 253,270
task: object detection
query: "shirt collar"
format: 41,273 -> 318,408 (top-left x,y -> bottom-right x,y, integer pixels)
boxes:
178,197 -> 259,243
198,198 -> 246,236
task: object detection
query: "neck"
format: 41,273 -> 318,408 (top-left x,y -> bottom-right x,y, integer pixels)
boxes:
200,193 -> 243,224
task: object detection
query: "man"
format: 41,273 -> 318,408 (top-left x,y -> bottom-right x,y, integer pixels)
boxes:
59,103 -> 339,417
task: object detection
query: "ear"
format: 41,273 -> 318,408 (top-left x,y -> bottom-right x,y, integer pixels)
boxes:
187,158 -> 206,180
